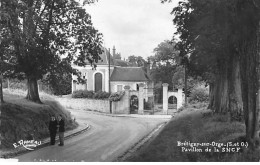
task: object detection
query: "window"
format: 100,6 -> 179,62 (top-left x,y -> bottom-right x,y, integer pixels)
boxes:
83,72 -> 87,79
117,85 -> 123,92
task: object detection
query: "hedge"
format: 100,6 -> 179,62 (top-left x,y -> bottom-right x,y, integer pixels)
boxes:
72,90 -> 110,99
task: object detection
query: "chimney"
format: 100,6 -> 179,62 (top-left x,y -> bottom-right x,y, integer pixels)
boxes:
112,46 -> 116,57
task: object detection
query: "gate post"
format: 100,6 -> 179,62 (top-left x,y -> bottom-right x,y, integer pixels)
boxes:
71,74 -> 76,93
138,83 -> 144,114
177,88 -> 183,109
162,83 -> 169,114
124,85 -> 131,114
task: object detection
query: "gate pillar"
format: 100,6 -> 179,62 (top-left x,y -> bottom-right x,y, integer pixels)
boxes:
177,88 -> 183,109
138,83 -> 144,114
162,83 -> 169,114
124,85 -> 131,114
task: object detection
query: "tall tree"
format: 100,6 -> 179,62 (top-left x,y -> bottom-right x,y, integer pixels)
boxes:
128,55 -> 146,67
1,0 -> 103,103
165,0 -> 260,148
149,40 -> 179,89
0,9 -> 15,104
42,64 -> 72,95
169,0 -> 245,115
153,40 -> 179,65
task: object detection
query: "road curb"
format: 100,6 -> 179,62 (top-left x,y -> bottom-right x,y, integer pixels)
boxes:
82,109 -> 173,119
114,120 -> 171,162
1,124 -> 91,159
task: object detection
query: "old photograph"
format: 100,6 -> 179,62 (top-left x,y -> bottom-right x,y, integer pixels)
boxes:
0,0 -> 260,162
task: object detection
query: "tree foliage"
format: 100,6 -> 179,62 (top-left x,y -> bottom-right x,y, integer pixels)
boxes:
148,40 -> 200,92
127,55 -> 146,67
149,40 -> 178,87
0,0 -> 103,102
42,72 -> 72,95
164,0 -> 260,149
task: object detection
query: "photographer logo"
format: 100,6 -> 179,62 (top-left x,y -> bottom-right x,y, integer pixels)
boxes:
13,140 -> 41,150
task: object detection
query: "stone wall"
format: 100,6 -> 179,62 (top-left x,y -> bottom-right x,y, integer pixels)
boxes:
58,83 -> 147,115
56,97 -> 110,113
111,88 -> 130,114
57,96 -> 129,114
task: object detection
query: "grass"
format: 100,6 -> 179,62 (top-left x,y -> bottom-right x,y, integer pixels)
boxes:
0,89 -> 78,149
125,103 -> 260,162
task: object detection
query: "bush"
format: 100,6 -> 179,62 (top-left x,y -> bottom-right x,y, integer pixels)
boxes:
109,91 -> 125,102
189,87 -> 209,103
42,72 -> 72,96
93,91 -> 110,99
9,79 -> 27,90
72,90 -> 110,99
84,90 -> 94,98
2,79 -> 8,88
72,90 -> 94,98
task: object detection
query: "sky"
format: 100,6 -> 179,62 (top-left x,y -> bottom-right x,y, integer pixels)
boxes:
84,0 -> 179,59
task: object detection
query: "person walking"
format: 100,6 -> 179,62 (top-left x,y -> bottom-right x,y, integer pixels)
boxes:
48,115 -> 58,145
57,115 -> 65,146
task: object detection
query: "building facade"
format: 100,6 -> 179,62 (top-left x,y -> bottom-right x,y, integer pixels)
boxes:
71,46 -> 154,101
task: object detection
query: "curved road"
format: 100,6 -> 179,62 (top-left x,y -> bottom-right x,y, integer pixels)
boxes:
16,109 -> 170,162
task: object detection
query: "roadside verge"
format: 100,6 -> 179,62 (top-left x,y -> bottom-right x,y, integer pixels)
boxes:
0,123 -> 90,159
114,119 -> 171,161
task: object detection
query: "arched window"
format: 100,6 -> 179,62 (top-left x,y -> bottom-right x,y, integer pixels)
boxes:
94,72 -> 102,92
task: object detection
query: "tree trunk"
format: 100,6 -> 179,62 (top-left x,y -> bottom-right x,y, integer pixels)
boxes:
209,60 -> 229,114
228,54 -> 243,120
239,29 -> 259,148
0,73 -> 4,104
26,77 -> 42,104
256,21 -> 260,149
0,74 -> 2,148
184,64 -> 188,106
219,64 -> 229,113
208,75 -> 219,112
208,55 -> 243,120
208,83 -> 214,109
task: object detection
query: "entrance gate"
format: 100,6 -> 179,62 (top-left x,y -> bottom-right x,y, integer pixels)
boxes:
111,83 -> 183,115
130,95 -> 138,114
162,83 -> 184,114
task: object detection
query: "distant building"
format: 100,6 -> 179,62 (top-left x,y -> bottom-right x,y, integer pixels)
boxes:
71,46 -> 154,101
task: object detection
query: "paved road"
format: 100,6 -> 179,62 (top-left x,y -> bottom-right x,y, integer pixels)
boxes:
16,109 -> 170,162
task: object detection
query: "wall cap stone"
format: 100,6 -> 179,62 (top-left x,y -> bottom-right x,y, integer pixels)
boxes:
162,83 -> 169,87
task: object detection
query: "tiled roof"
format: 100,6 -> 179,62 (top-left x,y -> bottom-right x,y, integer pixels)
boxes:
110,67 -> 150,82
